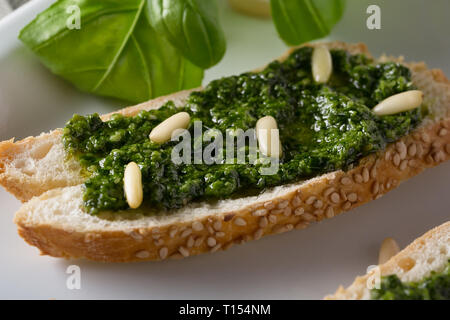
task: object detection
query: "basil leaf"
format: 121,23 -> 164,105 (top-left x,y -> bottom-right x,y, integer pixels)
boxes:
19,0 -> 203,103
148,0 -> 226,69
270,0 -> 346,45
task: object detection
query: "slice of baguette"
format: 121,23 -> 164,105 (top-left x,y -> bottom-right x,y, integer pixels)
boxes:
2,42 -> 450,262
326,221 -> 450,300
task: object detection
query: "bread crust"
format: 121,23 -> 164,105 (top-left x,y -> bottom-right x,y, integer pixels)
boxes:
326,221 -> 450,300
5,42 -> 450,262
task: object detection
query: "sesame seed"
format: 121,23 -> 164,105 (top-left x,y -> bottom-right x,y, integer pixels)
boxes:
129,231 -> 143,241
354,173 -> 363,183
432,141 -> 441,149
234,217 -> 247,226
207,225 -> 215,234
399,159 -> 408,171
384,149 -> 392,161
286,224 -> 294,231
254,228 -> 264,240
323,187 -> 335,197
393,153 -> 401,166
178,246 -> 189,257
284,207 -> 292,216
294,207 -> 305,216
434,150 -> 446,162
159,247 -> 168,259
194,237 -> 205,247
362,167 -> 370,182
396,141 -> 407,159
330,192 -> 341,203
292,196 -> 302,207
264,201 -> 275,210
408,159 -> 418,168
192,221 -> 204,231
417,144 -> 424,157
271,209 -> 284,215
253,208 -> 267,216
210,244 -> 222,253
408,143 -> 417,157
375,194 -> 383,200
302,213 -> 315,222
268,214 -> 277,223
187,236 -> 195,248
216,232 -> 225,238
295,222 -> 308,230
169,227 -> 178,238
421,132 -> 431,143
313,199 -> 323,209
259,216 -> 268,228
439,128 -> 448,136
213,221 -> 222,231
421,132 -> 430,143
347,193 -> 358,202
135,250 -> 150,259
342,201 -> 352,210
278,200 -> 289,209
340,176 -> 351,185
207,237 -> 217,247
325,207 -> 334,218
370,163 -> 377,179
372,181 -> 380,194
181,228 -> 192,238
306,196 -> 316,205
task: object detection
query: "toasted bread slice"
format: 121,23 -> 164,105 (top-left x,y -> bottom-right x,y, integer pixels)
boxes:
2,42 -> 450,262
326,221 -> 450,300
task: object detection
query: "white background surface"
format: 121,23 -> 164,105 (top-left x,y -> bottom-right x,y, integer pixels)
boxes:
0,0 -> 449,299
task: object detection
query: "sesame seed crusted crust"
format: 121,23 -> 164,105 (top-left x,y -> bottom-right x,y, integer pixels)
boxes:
6,41 -> 450,262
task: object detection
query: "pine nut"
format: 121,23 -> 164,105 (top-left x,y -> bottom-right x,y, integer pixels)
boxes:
312,46 -> 333,84
124,162 -> 143,209
378,237 -> 400,265
149,112 -> 190,143
373,90 -> 423,116
256,116 -> 282,158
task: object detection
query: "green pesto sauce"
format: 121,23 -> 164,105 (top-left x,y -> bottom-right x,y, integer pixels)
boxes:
62,47 -> 423,215
371,260 -> 450,300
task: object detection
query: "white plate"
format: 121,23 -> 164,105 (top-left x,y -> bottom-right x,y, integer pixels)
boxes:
0,0 -> 449,299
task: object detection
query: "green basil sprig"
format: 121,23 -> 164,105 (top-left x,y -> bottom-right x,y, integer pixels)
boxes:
19,0 -> 206,103
19,0 -> 346,104
270,0 -> 346,45
148,0 -> 226,69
